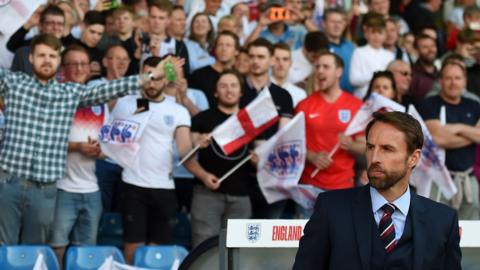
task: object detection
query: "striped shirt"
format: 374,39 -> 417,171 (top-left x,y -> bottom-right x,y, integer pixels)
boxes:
0,68 -> 140,183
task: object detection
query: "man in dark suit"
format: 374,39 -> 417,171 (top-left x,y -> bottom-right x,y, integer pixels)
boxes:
293,111 -> 461,270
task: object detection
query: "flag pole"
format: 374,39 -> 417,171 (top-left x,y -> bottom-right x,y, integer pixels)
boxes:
218,154 -> 253,183
310,142 -> 340,178
177,134 -> 212,166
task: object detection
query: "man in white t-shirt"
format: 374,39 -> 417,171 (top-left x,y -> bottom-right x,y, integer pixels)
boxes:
271,42 -> 307,107
111,56 -> 193,264
49,45 -> 106,268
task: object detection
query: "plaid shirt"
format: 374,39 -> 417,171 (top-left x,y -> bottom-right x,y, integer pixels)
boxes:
0,68 -> 140,183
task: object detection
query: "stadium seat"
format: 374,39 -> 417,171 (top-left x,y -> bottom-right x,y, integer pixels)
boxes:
0,245 -> 60,270
65,246 -> 125,270
133,245 -> 189,269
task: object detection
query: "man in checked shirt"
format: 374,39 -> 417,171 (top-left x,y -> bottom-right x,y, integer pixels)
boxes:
0,33 -> 177,245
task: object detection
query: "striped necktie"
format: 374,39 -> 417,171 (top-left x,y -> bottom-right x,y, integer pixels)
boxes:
379,203 -> 397,253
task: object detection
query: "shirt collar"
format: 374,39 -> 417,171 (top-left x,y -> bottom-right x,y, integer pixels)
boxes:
370,185 -> 410,216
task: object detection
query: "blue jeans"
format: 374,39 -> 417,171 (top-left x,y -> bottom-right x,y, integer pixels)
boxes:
0,170 -> 57,244
95,160 -> 123,212
50,190 -> 103,247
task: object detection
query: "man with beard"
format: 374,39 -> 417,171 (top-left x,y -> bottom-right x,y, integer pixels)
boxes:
296,52 -> 364,194
387,59 -> 414,106
409,34 -> 440,106
294,111 -> 461,270
111,56 -> 192,263
0,34 -> 168,245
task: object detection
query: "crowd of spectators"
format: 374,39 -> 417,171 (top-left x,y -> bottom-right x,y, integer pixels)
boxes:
0,0 -> 480,266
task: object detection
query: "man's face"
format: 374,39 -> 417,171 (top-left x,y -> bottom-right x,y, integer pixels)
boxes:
384,21 -> 398,47
248,46 -> 272,76
215,73 -> 242,107
40,14 -> 65,39
364,27 -> 386,49
440,64 -> 466,101
272,48 -> 292,79
62,50 -> 90,84
324,13 -> 347,41
389,62 -> 412,95
82,24 -> 105,48
366,122 -> 412,190
314,55 -> 342,92
234,51 -> 250,75
285,0 -> 302,12
369,0 -> 390,16
232,3 -> 249,20
169,9 -> 186,38
103,46 -> 130,78
29,44 -> 61,82
148,6 -> 169,35
215,35 -> 238,64
105,15 -> 117,35
115,12 -> 134,35
416,38 -> 437,64
205,0 -> 222,15
142,65 -> 166,99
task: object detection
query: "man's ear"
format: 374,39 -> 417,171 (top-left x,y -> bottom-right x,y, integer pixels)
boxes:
408,149 -> 422,168
29,51 -> 34,64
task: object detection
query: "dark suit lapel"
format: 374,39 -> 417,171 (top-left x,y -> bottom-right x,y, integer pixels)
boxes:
353,185 -> 374,270
411,193 -> 427,270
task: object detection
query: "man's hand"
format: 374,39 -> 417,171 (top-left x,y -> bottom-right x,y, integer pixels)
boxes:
79,137 -> 101,157
197,134 -> 212,148
309,151 -> 332,170
24,5 -> 45,30
201,172 -> 220,190
258,9 -> 274,27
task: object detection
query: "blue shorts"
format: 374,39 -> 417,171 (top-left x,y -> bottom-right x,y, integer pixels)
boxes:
50,190 -> 102,247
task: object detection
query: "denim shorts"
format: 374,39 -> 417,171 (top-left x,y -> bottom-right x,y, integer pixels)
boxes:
0,170 -> 57,245
50,189 -> 103,247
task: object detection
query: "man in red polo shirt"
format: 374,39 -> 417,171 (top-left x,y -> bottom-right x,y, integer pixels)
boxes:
295,52 -> 365,190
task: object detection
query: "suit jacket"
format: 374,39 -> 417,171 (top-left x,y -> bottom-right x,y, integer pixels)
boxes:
293,185 -> 461,270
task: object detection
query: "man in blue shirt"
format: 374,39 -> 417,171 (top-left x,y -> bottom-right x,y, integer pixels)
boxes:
323,7 -> 355,93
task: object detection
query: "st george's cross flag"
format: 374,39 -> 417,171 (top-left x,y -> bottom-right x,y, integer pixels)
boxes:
211,89 -> 279,155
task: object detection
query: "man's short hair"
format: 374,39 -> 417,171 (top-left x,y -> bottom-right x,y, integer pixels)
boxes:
113,5 -> 135,18
247,38 -> 274,55
143,56 -> 162,68
366,111 -> 424,154
40,4 -> 65,24
84,10 -> 106,26
414,33 -> 436,48
30,33 -> 62,54
361,12 -> 386,29
104,44 -> 129,59
317,51 -> 344,69
323,7 -> 347,21
148,0 -> 173,15
463,5 -> 480,19
273,42 -> 291,53
215,30 -> 241,51
440,59 -> 467,78
458,29 -> 480,44
62,44 -> 90,65
304,31 -> 329,53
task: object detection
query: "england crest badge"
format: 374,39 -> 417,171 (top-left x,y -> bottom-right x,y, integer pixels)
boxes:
246,223 -> 261,243
338,109 -> 351,123
163,115 -> 174,127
